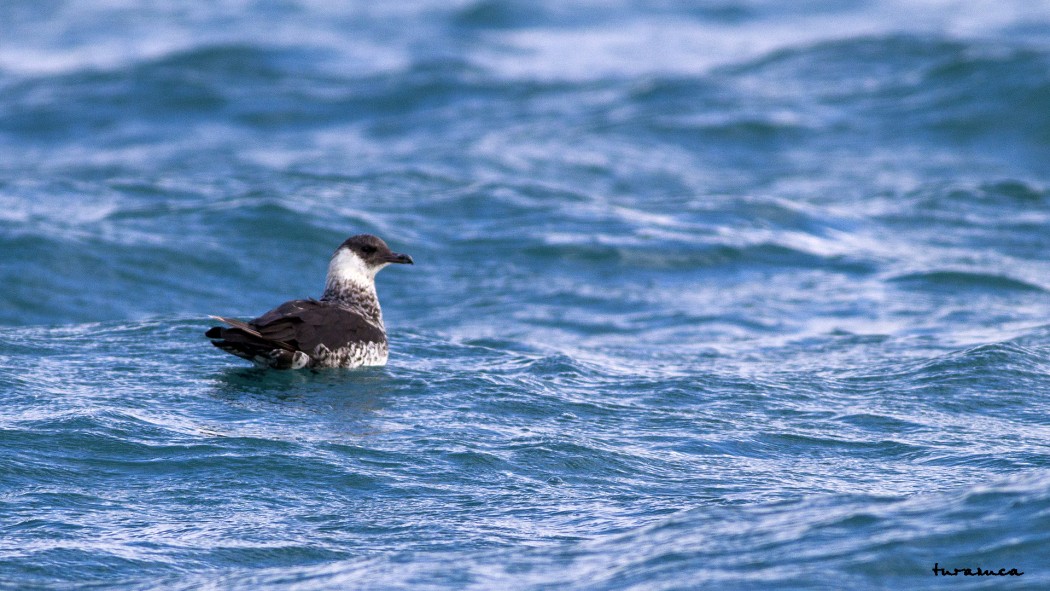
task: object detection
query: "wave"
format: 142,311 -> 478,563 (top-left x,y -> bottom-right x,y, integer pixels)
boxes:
3,315 -> 1050,588
93,472 -> 1050,590
730,34 -> 1050,145
7,31 -> 1050,142
888,270 -> 1047,293
4,3 -> 1050,588
534,472 -> 1050,590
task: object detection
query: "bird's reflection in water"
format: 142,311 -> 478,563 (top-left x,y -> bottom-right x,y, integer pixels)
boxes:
207,366 -> 412,439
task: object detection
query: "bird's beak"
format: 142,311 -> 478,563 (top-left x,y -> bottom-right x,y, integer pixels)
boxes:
386,252 -> 414,265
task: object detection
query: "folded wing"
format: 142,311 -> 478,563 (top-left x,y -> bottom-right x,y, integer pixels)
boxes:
249,299 -> 386,352
205,299 -> 386,368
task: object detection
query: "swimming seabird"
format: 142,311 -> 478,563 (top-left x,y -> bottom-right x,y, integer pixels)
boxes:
205,234 -> 414,369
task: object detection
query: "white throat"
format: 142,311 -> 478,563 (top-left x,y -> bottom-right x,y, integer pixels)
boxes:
320,247 -> 392,329
324,249 -> 381,294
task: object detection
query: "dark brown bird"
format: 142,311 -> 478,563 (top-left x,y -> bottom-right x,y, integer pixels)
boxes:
205,234 -> 413,369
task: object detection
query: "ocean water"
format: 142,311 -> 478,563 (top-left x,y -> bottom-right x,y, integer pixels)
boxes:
3,0 -> 1050,588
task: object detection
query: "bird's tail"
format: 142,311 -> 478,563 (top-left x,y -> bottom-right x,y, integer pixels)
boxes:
205,316 -> 308,369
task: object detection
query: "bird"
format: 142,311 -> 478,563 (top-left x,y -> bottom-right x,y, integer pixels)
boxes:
205,234 -> 414,369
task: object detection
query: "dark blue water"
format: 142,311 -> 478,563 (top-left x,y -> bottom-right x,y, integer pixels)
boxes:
3,1 -> 1050,589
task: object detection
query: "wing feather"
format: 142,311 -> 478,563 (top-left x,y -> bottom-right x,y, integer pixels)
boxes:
248,299 -> 385,353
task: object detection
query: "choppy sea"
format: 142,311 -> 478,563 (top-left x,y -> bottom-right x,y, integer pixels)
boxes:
3,1 -> 1050,589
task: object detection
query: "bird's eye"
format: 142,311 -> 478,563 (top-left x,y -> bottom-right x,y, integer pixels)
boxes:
361,245 -> 377,254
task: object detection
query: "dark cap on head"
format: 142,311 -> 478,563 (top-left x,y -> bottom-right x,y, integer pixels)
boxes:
339,234 -> 414,266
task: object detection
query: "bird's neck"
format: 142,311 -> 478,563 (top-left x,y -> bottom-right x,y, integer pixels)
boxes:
321,251 -> 384,327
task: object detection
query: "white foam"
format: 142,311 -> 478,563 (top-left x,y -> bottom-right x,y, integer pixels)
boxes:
470,0 -> 1050,82
0,1 -> 413,77
0,194 -> 118,225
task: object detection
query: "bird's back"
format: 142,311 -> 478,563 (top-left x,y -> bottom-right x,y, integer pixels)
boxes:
207,299 -> 388,369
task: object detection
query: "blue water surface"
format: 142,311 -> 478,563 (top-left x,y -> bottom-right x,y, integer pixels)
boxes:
3,1 -> 1050,589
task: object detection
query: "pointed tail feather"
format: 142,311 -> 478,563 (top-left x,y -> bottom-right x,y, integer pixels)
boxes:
206,315 -> 295,351
205,314 -> 309,369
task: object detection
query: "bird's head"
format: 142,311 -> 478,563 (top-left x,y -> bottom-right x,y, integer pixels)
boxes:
326,234 -> 414,289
